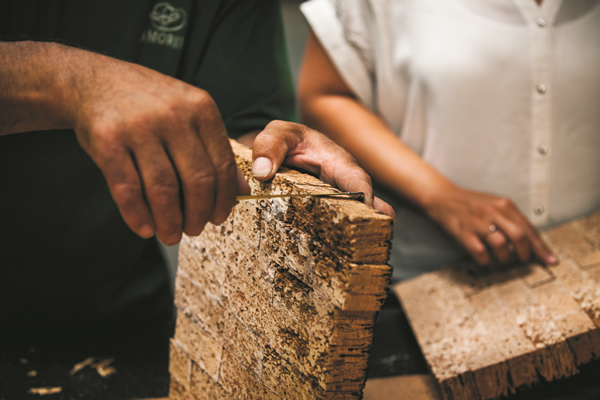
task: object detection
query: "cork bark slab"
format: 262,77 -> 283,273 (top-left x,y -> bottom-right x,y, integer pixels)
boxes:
394,210 -> 600,400
169,140 -> 393,399
363,375 -> 443,400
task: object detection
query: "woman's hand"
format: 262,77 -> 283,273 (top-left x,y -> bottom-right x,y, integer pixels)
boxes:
424,183 -> 557,266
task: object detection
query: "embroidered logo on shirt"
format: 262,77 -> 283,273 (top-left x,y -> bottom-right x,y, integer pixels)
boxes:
149,2 -> 187,32
140,2 -> 186,50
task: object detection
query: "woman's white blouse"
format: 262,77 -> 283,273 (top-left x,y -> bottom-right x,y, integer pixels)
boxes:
301,0 -> 600,278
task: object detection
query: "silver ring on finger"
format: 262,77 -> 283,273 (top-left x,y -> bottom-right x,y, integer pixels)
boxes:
484,224 -> 499,239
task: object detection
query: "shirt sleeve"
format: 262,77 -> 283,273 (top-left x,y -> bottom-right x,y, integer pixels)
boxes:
191,0 -> 296,138
300,0 -> 375,108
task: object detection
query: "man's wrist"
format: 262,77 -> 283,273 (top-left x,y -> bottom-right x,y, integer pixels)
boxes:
0,41 -> 83,134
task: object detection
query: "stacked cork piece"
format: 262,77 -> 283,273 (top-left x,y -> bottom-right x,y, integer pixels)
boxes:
169,141 -> 393,399
395,210 -> 600,400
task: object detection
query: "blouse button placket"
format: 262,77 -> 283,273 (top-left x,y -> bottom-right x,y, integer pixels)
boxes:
513,0 -> 562,226
531,12 -> 552,226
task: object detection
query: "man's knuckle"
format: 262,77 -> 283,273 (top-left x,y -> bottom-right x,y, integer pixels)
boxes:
346,167 -> 371,185
156,105 -> 179,125
191,89 -> 216,110
147,181 -> 179,203
266,120 -> 289,130
188,170 -> 217,191
111,181 -> 142,204
88,125 -> 123,152
151,181 -> 179,195
215,158 -> 237,177
266,120 -> 305,136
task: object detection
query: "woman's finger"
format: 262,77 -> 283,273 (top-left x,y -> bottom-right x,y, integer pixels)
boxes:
461,233 -> 491,266
492,215 -> 531,262
485,229 -> 511,263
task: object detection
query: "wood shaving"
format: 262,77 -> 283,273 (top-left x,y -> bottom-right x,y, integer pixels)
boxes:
95,365 -> 117,377
27,387 -> 62,395
69,357 -> 95,375
573,285 -> 600,323
27,370 -> 37,377
91,358 -> 117,378
516,305 -> 564,348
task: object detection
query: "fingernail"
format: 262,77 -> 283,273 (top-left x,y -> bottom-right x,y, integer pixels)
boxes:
547,254 -> 558,264
159,232 -> 182,246
139,224 -> 155,239
165,234 -> 182,246
252,157 -> 273,178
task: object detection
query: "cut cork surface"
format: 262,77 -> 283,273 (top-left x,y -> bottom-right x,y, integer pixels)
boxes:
363,375 -> 442,400
169,140 -> 393,399
394,210 -> 600,400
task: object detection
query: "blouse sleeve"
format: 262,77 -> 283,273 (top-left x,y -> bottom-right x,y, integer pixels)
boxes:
300,0 -> 376,108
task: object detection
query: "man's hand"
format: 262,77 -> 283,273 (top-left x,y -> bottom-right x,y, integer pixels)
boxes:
249,121 -> 395,219
1,43 -> 389,246
0,41 -> 244,244
424,184 -> 557,266
72,57 -> 244,245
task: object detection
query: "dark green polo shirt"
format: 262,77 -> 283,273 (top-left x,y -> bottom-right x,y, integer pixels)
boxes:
0,0 -> 294,329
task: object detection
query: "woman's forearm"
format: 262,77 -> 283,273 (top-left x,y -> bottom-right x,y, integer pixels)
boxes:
297,33 -> 453,213
300,91 -> 454,211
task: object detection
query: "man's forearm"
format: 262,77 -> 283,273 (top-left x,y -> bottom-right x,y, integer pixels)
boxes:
0,41 -> 83,135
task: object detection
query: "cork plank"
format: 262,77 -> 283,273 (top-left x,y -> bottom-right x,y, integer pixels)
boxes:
218,349 -> 281,399
363,375 -> 443,400
395,209 -> 600,400
189,362 -> 229,400
168,378 -> 192,400
169,340 -> 192,390
520,263 -> 555,288
178,235 -> 226,298
546,222 -> 600,269
173,314 -> 223,381
169,140 -> 393,399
